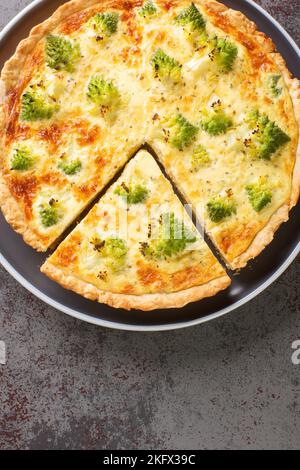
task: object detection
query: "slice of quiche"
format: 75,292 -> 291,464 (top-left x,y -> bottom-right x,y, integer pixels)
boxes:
144,1 -> 300,269
41,150 -> 230,310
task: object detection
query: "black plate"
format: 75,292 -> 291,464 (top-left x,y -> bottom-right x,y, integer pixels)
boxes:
0,0 -> 299,331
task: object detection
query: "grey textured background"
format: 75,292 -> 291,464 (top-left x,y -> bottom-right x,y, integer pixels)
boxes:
0,0 -> 300,450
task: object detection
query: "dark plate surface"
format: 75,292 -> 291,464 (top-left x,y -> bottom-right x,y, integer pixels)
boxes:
0,0 -> 300,330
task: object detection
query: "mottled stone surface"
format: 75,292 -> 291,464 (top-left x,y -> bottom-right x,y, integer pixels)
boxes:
0,0 -> 300,450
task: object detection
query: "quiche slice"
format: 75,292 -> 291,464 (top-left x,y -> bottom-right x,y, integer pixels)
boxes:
41,151 -> 230,310
142,0 -> 300,269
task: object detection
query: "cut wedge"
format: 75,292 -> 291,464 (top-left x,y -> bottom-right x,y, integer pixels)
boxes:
41,150 -> 230,310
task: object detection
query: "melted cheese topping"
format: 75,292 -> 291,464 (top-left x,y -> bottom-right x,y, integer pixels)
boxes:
1,0 -> 298,269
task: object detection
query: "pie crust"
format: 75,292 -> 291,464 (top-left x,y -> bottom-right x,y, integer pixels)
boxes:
41,261 -> 230,311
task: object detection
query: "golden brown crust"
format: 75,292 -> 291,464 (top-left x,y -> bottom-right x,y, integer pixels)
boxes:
201,0 -> 276,68
41,261 -> 230,311
229,205 -> 289,269
277,57 -> 300,210
0,172 -> 46,250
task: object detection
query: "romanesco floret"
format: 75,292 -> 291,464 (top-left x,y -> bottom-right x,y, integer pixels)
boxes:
164,113 -> 199,150
191,144 -> 210,171
268,74 -> 282,97
11,148 -> 34,171
246,109 -> 260,127
92,237 -> 128,271
246,183 -> 272,212
114,183 -> 149,204
175,3 -> 206,33
151,49 -> 182,83
45,35 -> 81,72
21,86 -> 59,121
93,237 -> 127,258
58,159 -> 82,176
245,110 -> 290,160
40,202 -> 60,228
139,1 -> 157,17
207,198 -> 236,223
209,37 -> 238,72
89,12 -> 119,37
141,213 -> 197,260
201,110 -> 233,136
87,76 -> 120,112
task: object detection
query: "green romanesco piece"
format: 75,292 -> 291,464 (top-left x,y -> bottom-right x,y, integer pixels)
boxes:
268,74 -> 282,97
20,86 -> 59,121
92,237 -> 128,272
164,113 -> 199,150
175,3 -> 206,33
207,198 -> 236,223
139,1 -> 157,18
201,110 -> 233,136
209,37 -> 238,72
114,183 -> 149,204
191,144 -> 211,171
87,75 -> 120,112
151,49 -> 182,83
45,35 -> 81,72
246,182 -> 272,212
141,213 -> 197,260
40,202 -> 61,228
11,148 -> 34,171
245,110 -> 290,160
89,12 -> 119,37
58,159 -> 82,176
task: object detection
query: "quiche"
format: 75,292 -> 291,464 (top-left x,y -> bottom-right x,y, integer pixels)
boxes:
0,0 -> 299,309
41,150 -> 230,310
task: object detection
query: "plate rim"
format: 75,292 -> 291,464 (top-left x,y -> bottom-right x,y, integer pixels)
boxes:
0,0 -> 299,332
